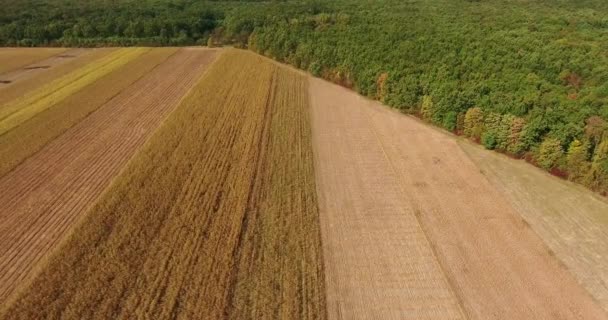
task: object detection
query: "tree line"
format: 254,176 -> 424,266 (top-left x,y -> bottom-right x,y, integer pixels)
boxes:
1,0 -> 607,194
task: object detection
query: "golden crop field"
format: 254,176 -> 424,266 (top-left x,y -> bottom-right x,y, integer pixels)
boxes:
0,50 -> 326,319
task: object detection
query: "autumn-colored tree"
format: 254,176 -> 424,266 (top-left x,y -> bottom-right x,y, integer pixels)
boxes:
536,137 -> 563,169
566,139 -> 590,182
587,139 -> 608,193
420,95 -> 434,121
376,72 -> 388,102
584,116 -> 607,146
456,111 -> 466,134
464,107 -> 484,139
507,117 -> 526,155
496,114 -> 514,151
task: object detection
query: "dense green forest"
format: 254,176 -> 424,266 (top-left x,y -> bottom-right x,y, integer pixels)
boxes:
1,0 -> 608,194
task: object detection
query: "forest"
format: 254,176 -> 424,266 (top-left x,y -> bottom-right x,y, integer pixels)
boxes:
1,0 -> 607,194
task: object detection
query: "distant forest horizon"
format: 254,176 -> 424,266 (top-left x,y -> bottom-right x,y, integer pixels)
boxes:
1,0 -> 607,194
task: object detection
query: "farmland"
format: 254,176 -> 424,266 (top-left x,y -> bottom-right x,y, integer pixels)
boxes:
0,48 -> 67,74
0,47 -> 217,304
0,45 -> 608,320
0,50 -> 325,319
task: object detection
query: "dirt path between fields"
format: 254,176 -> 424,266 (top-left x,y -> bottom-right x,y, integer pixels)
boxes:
0,48 -> 218,304
310,77 -> 608,319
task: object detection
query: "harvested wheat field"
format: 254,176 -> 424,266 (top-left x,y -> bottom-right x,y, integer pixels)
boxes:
310,77 -> 608,319
0,48 -> 67,75
0,50 -> 325,319
0,47 -> 217,304
461,141 -> 608,313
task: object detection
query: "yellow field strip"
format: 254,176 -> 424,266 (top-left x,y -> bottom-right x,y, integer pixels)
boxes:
228,61 -> 326,319
0,50 -> 326,319
0,48 -> 149,135
0,49 -> 117,106
0,48 -> 67,74
0,48 -> 178,177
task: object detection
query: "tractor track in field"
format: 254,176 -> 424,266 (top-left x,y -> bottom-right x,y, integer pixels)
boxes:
0,48 -> 218,304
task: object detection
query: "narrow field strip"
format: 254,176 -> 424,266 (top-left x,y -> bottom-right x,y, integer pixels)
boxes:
0,48 -> 148,133
228,66 -> 326,319
0,50 -> 326,320
0,48 -> 116,105
0,48 -> 217,305
309,78 -> 465,320
0,48 -> 67,74
0,48 -> 178,177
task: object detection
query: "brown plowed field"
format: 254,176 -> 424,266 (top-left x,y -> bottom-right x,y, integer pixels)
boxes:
461,141 -> 608,313
310,78 -> 465,320
0,48 -> 217,304
0,48 -> 67,75
310,77 -> 608,319
0,48 -> 97,90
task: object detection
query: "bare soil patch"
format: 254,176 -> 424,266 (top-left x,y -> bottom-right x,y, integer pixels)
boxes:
310,77 -> 608,319
0,48 -> 217,304
310,77 -> 465,320
460,140 -> 608,313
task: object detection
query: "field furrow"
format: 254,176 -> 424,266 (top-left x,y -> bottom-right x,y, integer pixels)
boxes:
0,47 -> 178,177
0,48 -> 149,134
0,48 -> 116,105
0,49 -> 326,320
0,48 -> 67,75
0,48 -> 217,305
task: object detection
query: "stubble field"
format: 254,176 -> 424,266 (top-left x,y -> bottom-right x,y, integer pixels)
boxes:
0,47 -> 606,319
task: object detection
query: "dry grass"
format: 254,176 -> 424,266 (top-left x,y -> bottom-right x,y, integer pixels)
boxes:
0,48 -> 67,74
0,49 -> 325,319
0,48 -> 178,177
0,48 -> 148,134
0,49 -> 116,106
